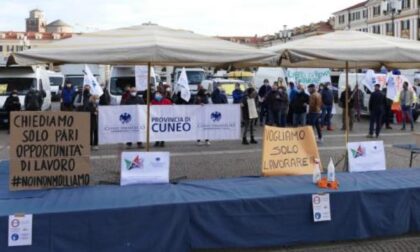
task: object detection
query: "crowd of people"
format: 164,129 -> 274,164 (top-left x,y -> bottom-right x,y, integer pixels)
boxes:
2,78 -> 417,149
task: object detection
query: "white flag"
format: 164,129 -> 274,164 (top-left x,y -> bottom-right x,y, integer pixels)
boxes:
361,69 -> 376,92
83,64 -> 103,97
327,157 -> 335,182
176,68 -> 191,102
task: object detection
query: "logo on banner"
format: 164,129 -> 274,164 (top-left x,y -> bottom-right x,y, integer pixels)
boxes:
124,155 -> 144,170
211,111 -> 222,122
119,113 -> 132,124
351,145 -> 366,158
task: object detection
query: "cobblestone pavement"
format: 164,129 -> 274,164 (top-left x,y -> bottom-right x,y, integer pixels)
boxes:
1,103 -> 420,251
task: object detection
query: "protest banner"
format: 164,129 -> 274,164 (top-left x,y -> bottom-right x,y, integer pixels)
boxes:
9,111 -> 90,191
286,68 -> 331,86
120,152 -> 169,186
262,126 -> 320,176
98,105 -> 146,144
347,141 -> 386,173
99,104 -> 241,143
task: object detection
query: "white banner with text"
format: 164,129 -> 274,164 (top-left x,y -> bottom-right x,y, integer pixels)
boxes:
99,105 -> 241,144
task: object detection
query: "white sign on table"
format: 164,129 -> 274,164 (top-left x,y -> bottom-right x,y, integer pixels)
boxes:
8,214 -> 33,247
120,152 -> 170,186
312,194 -> 331,222
347,141 -> 386,173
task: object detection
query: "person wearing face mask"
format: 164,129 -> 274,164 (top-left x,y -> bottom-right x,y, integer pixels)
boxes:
61,81 -> 75,111
152,87 -> 173,147
99,83 -> 111,106
232,83 -> 244,104
211,84 -> 225,104
120,85 -> 131,105
3,89 -> 21,133
123,87 -> 144,149
291,84 -> 309,127
24,85 -> 43,111
88,95 -> 100,150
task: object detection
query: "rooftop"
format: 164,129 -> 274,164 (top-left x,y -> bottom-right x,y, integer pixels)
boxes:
47,19 -> 72,27
333,1 -> 368,14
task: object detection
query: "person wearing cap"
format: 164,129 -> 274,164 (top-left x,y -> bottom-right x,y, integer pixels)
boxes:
257,79 -> 271,126
308,84 -> 323,142
367,84 -> 386,138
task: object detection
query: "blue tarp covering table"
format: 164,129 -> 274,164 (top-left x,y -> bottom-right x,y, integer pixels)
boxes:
2,160 -> 420,251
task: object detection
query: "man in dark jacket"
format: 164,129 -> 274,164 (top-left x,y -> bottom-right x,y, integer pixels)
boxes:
265,83 -> 288,127
241,87 -> 258,145
320,82 -> 334,130
24,87 -> 43,111
211,85 -> 226,104
3,90 -> 21,132
194,84 -> 209,105
381,86 -> 393,129
367,84 -> 387,138
99,83 -> 111,106
291,84 -> 309,127
61,81 -> 75,111
257,79 -> 271,126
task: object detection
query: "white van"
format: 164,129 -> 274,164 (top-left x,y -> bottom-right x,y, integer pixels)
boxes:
0,66 -> 51,126
174,68 -> 207,94
254,67 -> 286,89
59,64 -> 101,91
47,71 -> 65,101
108,65 -> 158,105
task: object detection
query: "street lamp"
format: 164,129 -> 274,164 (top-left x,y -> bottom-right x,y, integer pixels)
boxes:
382,0 -> 402,36
277,25 -> 292,43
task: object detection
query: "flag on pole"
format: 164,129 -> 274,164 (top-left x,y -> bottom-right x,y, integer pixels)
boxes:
361,69 -> 376,92
176,67 -> 191,102
83,64 -> 103,96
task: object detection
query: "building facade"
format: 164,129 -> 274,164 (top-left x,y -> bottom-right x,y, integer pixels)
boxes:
334,0 -> 420,40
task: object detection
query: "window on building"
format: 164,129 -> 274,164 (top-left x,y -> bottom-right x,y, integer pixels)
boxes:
339,15 -> 345,24
363,9 -> 368,18
373,5 -> 381,16
402,0 -> 411,9
373,25 -> 381,34
401,20 -> 410,30
0,46 -> 2,52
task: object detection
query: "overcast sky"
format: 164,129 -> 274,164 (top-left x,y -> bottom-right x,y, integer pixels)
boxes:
0,0 -> 359,36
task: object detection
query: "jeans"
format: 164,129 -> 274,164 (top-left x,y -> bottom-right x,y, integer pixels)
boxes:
268,110 -> 287,127
401,105 -> 414,129
243,118 -> 256,138
369,109 -> 384,137
90,115 -> 98,146
259,103 -> 268,124
321,105 -> 332,128
341,108 -> 354,130
293,113 -> 306,127
307,112 -> 322,139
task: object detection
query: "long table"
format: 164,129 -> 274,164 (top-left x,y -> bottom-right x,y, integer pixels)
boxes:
2,161 -> 420,251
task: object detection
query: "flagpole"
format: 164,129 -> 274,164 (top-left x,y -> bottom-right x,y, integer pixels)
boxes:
344,61 -> 349,171
146,62 -> 151,152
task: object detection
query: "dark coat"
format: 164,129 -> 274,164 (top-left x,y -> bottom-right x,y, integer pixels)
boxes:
265,90 -> 288,112
321,88 -> 334,106
125,95 -> 145,105
369,90 -> 386,112
291,91 -> 309,114
4,95 -> 21,112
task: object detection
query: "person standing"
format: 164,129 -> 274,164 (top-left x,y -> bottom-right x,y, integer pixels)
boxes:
24,86 -> 43,111
287,82 -> 298,125
320,82 -> 334,131
195,85 -> 211,146
399,82 -> 416,131
87,95 -> 99,150
211,84 -> 226,104
340,86 -> 355,131
308,84 -> 323,143
3,90 -> 21,133
120,85 -> 131,105
61,81 -> 75,111
257,79 -> 271,126
99,83 -> 111,106
291,84 -> 309,127
265,83 -> 288,127
124,87 -> 144,149
232,83 -> 244,104
367,84 -> 386,138
152,88 -> 172,147
241,87 -> 258,145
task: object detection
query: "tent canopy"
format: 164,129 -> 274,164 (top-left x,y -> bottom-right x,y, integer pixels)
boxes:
8,24 -> 276,66
267,30 -> 420,69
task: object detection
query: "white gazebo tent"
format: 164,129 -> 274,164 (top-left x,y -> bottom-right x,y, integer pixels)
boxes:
9,24 -> 276,150
267,30 -> 420,144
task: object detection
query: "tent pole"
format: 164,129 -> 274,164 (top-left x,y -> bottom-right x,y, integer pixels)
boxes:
146,62 -> 151,152
345,61 -> 350,144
